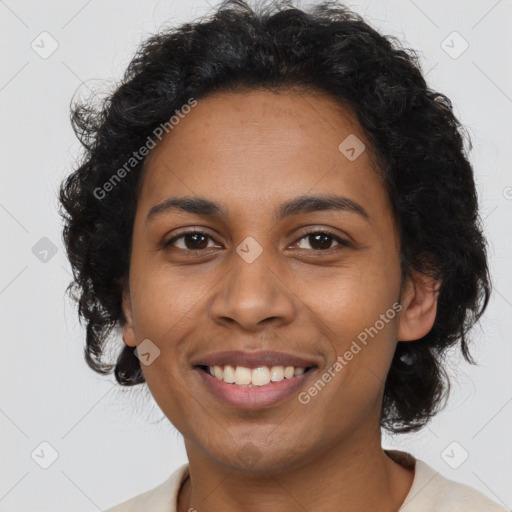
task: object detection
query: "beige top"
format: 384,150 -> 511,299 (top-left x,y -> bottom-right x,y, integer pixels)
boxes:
104,450 -> 510,511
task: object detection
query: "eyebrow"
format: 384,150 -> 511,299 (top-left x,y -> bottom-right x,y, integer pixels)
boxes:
146,194 -> 370,224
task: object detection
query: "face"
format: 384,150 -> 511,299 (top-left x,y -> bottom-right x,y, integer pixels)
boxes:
122,88 -> 437,471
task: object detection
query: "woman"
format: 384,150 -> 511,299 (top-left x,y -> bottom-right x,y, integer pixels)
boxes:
59,1 -> 508,510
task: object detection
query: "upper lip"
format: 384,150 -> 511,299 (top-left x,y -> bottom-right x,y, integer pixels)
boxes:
191,350 -> 320,369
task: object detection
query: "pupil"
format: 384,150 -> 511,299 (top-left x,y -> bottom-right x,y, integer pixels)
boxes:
187,233 -> 208,249
183,233 -> 333,250
311,234 -> 331,250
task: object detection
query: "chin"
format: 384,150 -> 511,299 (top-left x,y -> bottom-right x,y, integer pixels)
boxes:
203,436 -> 312,473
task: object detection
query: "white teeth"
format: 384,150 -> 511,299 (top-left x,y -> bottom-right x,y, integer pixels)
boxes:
234,366 -> 252,385
213,365 -> 223,380
206,364 -> 308,386
270,366 -> 284,381
284,366 -> 295,379
223,364 -> 236,383
251,366 -> 271,386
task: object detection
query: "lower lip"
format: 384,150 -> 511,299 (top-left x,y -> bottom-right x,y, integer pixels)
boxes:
195,367 -> 317,410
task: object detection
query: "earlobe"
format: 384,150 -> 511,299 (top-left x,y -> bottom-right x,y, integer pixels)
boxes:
397,272 -> 440,342
121,286 -> 138,348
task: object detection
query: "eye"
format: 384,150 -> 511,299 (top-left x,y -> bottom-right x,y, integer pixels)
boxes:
164,231 -> 219,251
164,229 -> 350,253
293,230 -> 350,251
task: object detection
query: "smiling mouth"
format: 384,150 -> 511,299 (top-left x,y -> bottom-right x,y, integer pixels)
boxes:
196,364 -> 317,387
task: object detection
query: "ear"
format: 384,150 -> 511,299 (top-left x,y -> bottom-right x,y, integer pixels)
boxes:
397,271 -> 441,342
121,280 -> 137,348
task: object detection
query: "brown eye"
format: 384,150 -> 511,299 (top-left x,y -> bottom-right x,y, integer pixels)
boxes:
163,229 -> 350,253
294,231 -> 350,251
165,231 -> 217,251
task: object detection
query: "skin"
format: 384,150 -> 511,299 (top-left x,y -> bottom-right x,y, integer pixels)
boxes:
121,88 -> 439,512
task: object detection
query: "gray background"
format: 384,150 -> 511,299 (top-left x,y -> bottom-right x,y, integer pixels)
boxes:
0,0 -> 511,510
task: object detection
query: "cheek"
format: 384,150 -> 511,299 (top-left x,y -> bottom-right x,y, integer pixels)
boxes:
298,254 -> 401,333
141,366 -> 194,436
295,252 -> 401,382
130,260 -> 212,335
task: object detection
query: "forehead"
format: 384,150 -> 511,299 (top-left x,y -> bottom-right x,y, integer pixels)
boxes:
150,87 -> 369,156
138,88 -> 389,222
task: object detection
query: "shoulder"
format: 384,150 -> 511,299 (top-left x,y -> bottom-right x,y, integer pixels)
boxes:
103,463 -> 189,512
399,457 -> 510,512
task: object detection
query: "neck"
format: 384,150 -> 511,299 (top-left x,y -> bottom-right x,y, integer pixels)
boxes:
177,433 -> 414,512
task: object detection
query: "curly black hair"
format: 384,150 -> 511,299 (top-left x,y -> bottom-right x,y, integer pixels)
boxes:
59,0 -> 491,434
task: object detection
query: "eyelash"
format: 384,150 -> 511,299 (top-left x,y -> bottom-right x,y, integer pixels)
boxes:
163,229 -> 351,253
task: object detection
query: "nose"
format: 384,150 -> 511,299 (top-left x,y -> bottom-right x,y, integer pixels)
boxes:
208,248 -> 297,332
